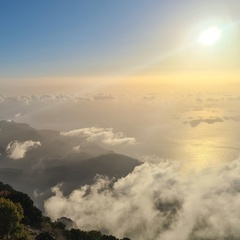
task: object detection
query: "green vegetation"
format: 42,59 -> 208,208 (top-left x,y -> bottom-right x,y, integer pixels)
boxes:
36,232 -> 55,240
63,229 -> 131,240
0,198 -> 30,240
0,182 -> 43,228
0,182 -> 132,240
6,191 -> 43,227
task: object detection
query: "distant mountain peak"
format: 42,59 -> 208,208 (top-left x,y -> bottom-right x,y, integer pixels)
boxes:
0,120 -> 34,131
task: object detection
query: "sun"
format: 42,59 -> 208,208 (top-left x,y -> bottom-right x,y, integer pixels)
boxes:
199,27 -> 221,46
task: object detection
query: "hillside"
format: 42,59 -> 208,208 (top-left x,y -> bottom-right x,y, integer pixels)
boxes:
0,181 -> 132,240
0,121 -> 141,210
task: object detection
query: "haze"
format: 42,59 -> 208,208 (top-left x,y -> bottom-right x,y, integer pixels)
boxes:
1,1 -> 240,240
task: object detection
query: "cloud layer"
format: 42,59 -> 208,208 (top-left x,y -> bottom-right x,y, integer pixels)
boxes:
61,127 -> 137,146
183,117 -> 224,127
6,140 -> 41,160
45,157 -> 240,240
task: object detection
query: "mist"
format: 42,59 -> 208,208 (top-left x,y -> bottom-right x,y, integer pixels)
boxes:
1,1 -> 240,239
45,155 -> 240,240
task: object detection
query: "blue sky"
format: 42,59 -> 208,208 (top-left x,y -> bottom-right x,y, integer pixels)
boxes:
0,0 -> 239,90
0,1 -> 167,77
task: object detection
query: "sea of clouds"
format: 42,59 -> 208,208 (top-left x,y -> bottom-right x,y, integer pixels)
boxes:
44,155 -> 240,240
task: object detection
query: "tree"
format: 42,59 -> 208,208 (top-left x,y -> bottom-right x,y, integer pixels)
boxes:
0,197 -> 24,239
64,228 -> 87,240
11,224 -> 30,240
0,181 -> 43,227
6,191 -> 43,227
36,232 -> 55,240
100,235 -> 118,240
87,230 -> 102,240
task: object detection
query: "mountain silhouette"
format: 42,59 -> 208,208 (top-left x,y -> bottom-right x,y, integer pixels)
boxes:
0,120 -> 141,210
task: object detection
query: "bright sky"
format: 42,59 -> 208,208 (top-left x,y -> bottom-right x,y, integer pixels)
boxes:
0,0 -> 240,93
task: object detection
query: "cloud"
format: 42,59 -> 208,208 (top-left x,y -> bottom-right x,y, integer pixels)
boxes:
73,146 -> 81,152
33,189 -> 45,198
0,95 -> 5,103
138,154 -> 166,164
93,93 -> 114,100
44,157 -> 240,240
61,127 -> 137,146
14,112 -> 21,118
206,98 -> 220,102
221,116 -> 240,123
143,94 -> 156,100
0,93 -> 116,105
227,96 -> 240,101
183,117 -> 224,127
6,140 -> 41,160
228,116 -> 240,122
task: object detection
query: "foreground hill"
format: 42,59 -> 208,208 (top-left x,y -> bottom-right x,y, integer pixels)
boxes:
0,181 -> 132,240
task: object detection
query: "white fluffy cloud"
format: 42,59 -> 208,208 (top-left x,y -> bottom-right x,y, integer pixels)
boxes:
45,157 -> 240,240
6,140 -> 41,160
14,112 -> 21,118
61,127 -> 137,146
72,146 -> 81,152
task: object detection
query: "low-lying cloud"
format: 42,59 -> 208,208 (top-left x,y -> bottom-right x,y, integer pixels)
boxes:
45,156 -> 240,240
61,127 -> 137,146
0,93 -> 115,105
183,117 -> 224,127
6,140 -> 41,160
72,146 -> 81,152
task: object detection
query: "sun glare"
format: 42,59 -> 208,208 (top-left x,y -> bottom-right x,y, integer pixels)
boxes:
199,27 -> 221,46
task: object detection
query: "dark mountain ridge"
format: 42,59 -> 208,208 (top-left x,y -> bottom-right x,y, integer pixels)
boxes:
0,120 -> 141,210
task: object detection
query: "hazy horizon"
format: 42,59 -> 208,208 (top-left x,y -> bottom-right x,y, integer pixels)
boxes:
1,1 -> 240,240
